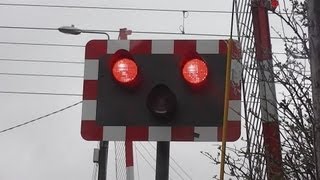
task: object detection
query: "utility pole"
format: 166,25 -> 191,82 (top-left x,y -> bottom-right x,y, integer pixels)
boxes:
308,0 -> 320,178
251,0 -> 283,179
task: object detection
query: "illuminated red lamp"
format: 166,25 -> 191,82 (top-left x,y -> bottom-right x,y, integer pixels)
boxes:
271,0 -> 279,9
182,58 -> 208,85
112,58 -> 138,84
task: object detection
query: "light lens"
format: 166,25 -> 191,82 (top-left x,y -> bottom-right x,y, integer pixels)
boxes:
112,58 -> 138,83
182,59 -> 208,84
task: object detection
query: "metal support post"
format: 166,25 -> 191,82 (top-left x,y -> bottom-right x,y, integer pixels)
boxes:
98,141 -> 109,180
155,141 -> 170,180
251,0 -> 283,179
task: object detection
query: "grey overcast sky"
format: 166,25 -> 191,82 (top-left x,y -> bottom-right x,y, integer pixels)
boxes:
0,0 -> 289,179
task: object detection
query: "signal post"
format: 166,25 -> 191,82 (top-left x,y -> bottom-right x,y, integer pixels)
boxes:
251,0 -> 283,179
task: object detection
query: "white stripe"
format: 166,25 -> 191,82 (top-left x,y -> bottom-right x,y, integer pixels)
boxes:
231,59 -> 242,86
228,100 -> 241,120
152,40 -> 174,54
84,60 -> 99,80
258,60 -> 277,122
148,126 -> 171,141
196,40 -> 219,54
126,166 -> 134,180
103,126 -> 126,140
194,127 -> 218,141
107,40 -> 130,53
81,100 -> 97,120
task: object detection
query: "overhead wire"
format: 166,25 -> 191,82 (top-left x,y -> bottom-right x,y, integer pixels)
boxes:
0,3 -> 290,15
0,3 -> 235,14
0,58 -> 84,64
0,72 -> 83,78
138,142 -> 185,180
0,101 -> 82,134
148,142 -> 193,180
135,145 -> 156,171
0,40 -> 286,55
0,40 -> 84,47
0,25 -> 284,39
0,91 -> 82,96
134,144 -> 141,180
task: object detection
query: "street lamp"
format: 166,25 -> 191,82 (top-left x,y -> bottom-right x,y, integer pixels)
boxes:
58,25 -> 110,40
59,24 -> 110,180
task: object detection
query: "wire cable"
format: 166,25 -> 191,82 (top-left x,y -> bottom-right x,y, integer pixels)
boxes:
0,3 -> 234,14
138,143 -> 185,180
135,145 -> 157,172
0,3 -> 290,15
0,41 -> 84,47
0,58 -> 84,64
0,101 -> 82,134
134,144 -> 141,180
0,72 -> 83,78
0,91 -> 82,96
148,142 -> 193,180
0,25 -> 284,39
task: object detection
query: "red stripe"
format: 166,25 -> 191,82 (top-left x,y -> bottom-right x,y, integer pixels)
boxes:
81,120 -> 103,140
83,80 -> 98,100
171,126 -> 194,141
262,122 -> 282,176
174,40 -> 197,57
219,40 -> 242,59
217,121 -> 241,141
125,141 -> 134,167
126,126 -> 149,141
85,40 -> 107,59
130,40 -> 152,54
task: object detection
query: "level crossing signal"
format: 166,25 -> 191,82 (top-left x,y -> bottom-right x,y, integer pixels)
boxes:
81,40 -> 241,142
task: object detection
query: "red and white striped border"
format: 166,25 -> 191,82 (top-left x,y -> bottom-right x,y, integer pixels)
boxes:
81,40 -> 241,142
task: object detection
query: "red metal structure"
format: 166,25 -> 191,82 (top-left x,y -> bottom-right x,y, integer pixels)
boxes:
251,0 -> 283,179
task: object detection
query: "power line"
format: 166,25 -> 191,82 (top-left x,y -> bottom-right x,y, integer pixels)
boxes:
0,25 -> 230,37
0,41 -> 84,47
0,25 -> 284,39
0,3 -> 234,14
148,142 -> 193,180
0,91 -> 82,96
0,3 -> 291,15
0,101 -> 82,134
138,142 -> 186,180
0,58 -> 84,64
0,72 -> 83,78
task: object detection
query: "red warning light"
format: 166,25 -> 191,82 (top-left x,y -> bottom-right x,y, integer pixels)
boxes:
271,0 -> 279,9
182,59 -> 208,84
112,58 -> 138,84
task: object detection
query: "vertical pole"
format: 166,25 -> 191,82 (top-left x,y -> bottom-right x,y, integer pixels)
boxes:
119,28 -> 134,180
308,0 -> 320,178
98,141 -> 109,180
155,142 -> 170,180
251,0 -> 283,179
